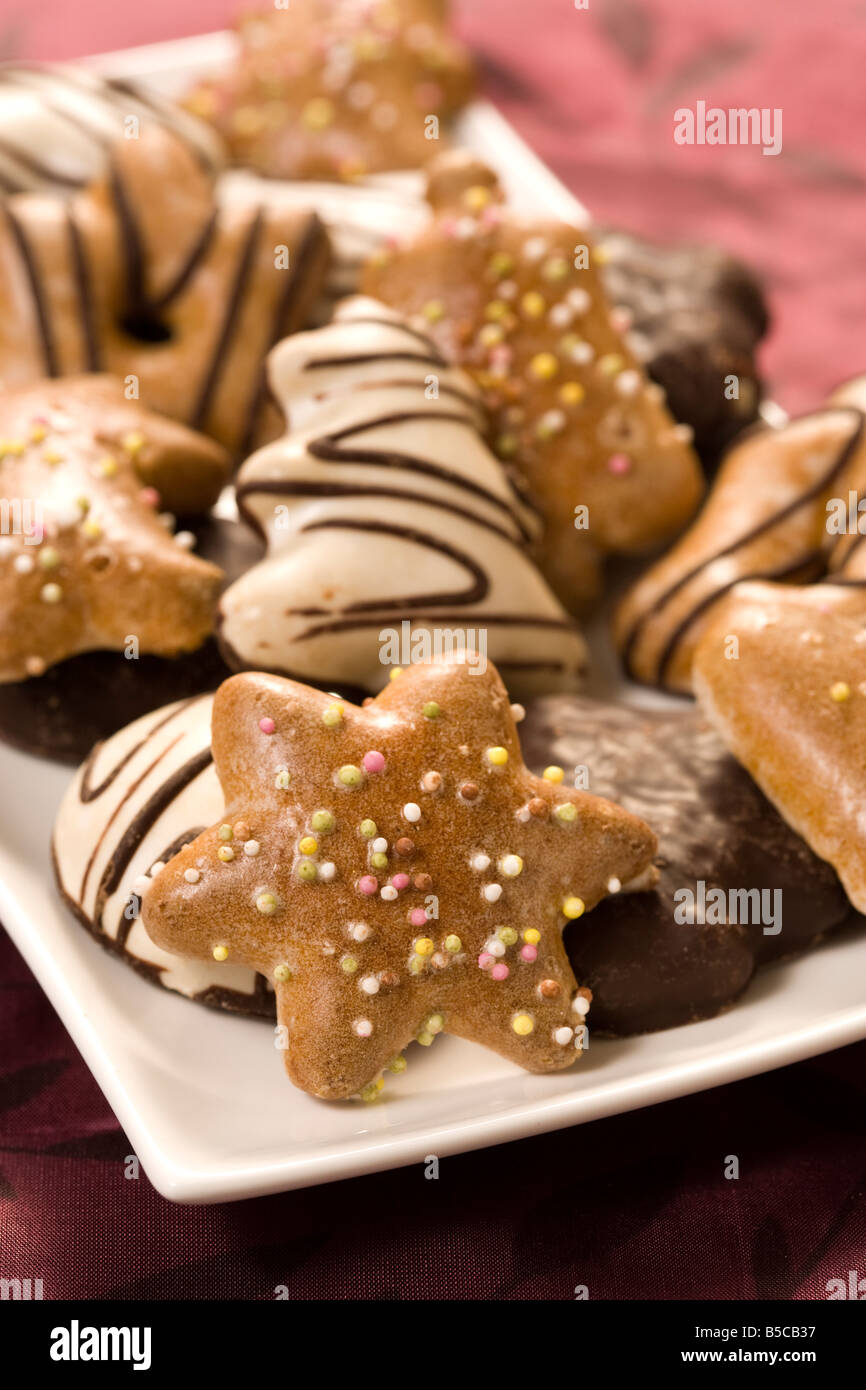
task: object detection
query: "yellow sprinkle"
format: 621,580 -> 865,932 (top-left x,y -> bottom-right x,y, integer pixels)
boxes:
29,424 -> 47,443
463,184 -> 492,212
422,298 -> 446,323
479,322 -> 505,347
81,519 -> 102,540
563,896 -> 585,920
322,702 -> 343,726
543,765 -> 565,783
42,448 -> 64,465
485,299 -> 509,321
301,96 -> 335,130
231,105 -> 267,137
555,803 -> 577,823
486,746 -> 509,766
542,256 -> 570,282
529,351 -> 559,380
273,964 -> 292,983
488,251 -> 514,278
40,583 -> 62,604
417,1031 -> 435,1047
96,456 -> 119,478
299,836 -> 318,855
593,244 -> 611,266
598,353 -> 625,376
444,934 -> 462,953
360,1078 -> 384,1102
212,945 -> 229,962
389,667 -> 403,681
414,937 -> 435,957
256,892 -> 278,915
387,1055 -> 407,1074
559,381 -> 586,406
217,846 -> 234,862
521,291 -> 547,318
830,681 -> 851,702
122,431 -> 146,456
3,439 -> 25,456
523,928 -> 541,945
512,1013 -> 535,1036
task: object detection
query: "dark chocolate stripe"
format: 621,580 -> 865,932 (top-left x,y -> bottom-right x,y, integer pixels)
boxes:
65,207 -> 101,371
620,408 -> 866,682
190,207 -> 263,432
293,609 -> 578,640
79,697 -> 201,803
148,206 -> 219,310
1,203 -> 58,375
95,747 -> 214,918
107,157 -> 146,311
305,349 -> 448,372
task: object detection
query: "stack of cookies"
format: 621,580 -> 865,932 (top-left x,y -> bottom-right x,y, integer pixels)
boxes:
1,1 -> 857,1107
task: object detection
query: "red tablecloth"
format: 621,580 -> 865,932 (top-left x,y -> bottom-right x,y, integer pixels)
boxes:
2,0 -> 866,1300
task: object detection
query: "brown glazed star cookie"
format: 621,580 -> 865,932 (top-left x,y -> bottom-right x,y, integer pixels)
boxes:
594,228 -> 768,463
185,0 -> 475,181
0,123 -> 330,456
520,695 -> 851,1035
142,652 -> 658,1099
363,151 -> 704,611
0,375 -> 230,683
693,580 -> 866,915
615,391 -> 866,692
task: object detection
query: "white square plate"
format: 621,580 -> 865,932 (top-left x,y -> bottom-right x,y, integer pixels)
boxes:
3,33 -> 865,1203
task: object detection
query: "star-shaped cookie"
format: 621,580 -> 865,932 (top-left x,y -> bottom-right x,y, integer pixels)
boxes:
0,375 -> 230,682
142,652 -> 658,1099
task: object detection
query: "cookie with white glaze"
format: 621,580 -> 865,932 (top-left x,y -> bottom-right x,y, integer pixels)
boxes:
218,296 -> 588,696
142,653 -> 658,1100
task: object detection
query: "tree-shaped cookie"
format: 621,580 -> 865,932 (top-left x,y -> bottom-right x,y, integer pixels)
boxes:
143,652 -> 658,1099
219,296 -> 588,695
363,151 -> 703,610
0,375 -> 230,682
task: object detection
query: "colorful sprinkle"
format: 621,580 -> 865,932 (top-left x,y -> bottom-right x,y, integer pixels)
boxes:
554,1026 -> 574,1046
422,701 -> 441,719
360,819 -> 378,838
409,907 -> 428,928
392,873 -> 410,891
353,1018 -> 373,1038
256,892 -> 278,915
297,862 -> 318,882
217,845 -> 234,863
563,896 -> 586,920
341,955 -> 358,974
298,836 -> 318,855
543,765 -> 565,783
483,884 -> 503,903
607,453 -> 632,475
485,746 -> 508,766
273,964 -> 292,983
360,976 -> 380,995
322,703 -> 344,727
512,1013 -> 535,1036
338,764 -> 363,787
358,875 -> 378,896
362,749 -> 385,773
259,717 -> 276,735
524,928 -> 541,945
444,934 -> 462,953
499,854 -> 523,877
403,802 -> 422,823
311,809 -> 335,833
40,583 -> 62,604
555,803 -> 578,824
184,868 -> 200,884
243,840 -> 260,857
830,681 -> 851,702
491,963 -> 510,980
528,350 -> 558,379
539,979 -> 561,998
212,945 -> 228,962
521,944 -> 538,962
498,926 -> 518,946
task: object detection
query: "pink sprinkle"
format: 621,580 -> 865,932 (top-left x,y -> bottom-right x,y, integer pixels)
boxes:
362,750 -> 386,774
611,307 -> 633,333
392,873 -> 410,891
409,907 -> 428,927
440,217 -> 458,238
358,875 -> 378,896
139,487 -> 160,507
607,454 -> 632,476
478,952 -> 494,970
491,963 -> 510,981
259,717 -> 276,735
520,944 -> 538,962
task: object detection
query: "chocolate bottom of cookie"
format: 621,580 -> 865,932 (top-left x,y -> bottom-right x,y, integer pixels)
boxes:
0,517 -> 264,764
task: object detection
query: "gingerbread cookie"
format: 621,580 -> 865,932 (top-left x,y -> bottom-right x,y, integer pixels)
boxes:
0,376 -> 233,687
0,124 -> 330,455
184,0 -> 474,182
52,692 -> 272,1010
363,152 -> 704,610
615,401 -> 866,692
0,516 -> 264,763
0,61 -> 225,193
141,653 -> 658,1100
595,228 -> 767,463
693,580 -> 866,914
217,296 -> 587,695
521,695 -> 851,1034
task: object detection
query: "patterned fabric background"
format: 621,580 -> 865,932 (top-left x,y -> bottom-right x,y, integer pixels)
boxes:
1,0 -> 865,1299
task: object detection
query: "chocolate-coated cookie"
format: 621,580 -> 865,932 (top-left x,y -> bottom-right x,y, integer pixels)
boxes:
520,695 -> 851,1034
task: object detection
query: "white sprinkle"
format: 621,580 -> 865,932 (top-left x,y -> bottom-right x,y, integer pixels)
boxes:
607,876 -> 622,894
243,839 -> 260,857
0,537 -> 14,557
174,530 -> 196,550
354,1019 -> 373,1037
554,1026 -> 574,1047
275,767 -> 291,789
183,868 -> 201,884
350,922 -> 371,942
380,885 -> 398,901
372,837 -> 388,854
471,853 -> 491,872
454,216 -> 478,239
573,995 -> 590,1016
516,806 -> 531,823
131,875 -> 151,898
319,861 -> 336,881
13,554 -> 34,574
485,937 -> 506,958
149,861 -> 166,878
403,802 -> 421,823
498,278 -> 518,301
672,422 -> 694,444
483,883 -> 503,903
347,80 -> 375,109
510,703 -> 526,723
523,235 -> 548,261
567,340 -> 595,365
360,976 -> 380,995
615,370 -> 641,398
567,287 -> 591,313
549,302 -> 575,328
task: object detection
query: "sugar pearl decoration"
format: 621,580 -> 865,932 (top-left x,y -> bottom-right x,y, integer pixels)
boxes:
483,883 -> 503,903
554,1026 -> 574,1046
259,717 -> 275,735
499,854 -> 523,878
471,853 -> 491,871
403,802 -> 422,823
360,976 -> 380,995
243,840 -> 260,857
354,1019 -> 373,1038
183,868 -> 200,884
573,995 -> 591,1016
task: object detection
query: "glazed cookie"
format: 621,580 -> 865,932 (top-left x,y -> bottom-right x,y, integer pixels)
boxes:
141,653 -> 658,1100
184,0 -> 474,182
693,580 -> 866,914
52,692 -> 272,1010
520,695 -> 851,1034
0,61 -> 225,193
0,123 -> 330,455
0,516 -> 264,763
218,297 -> 588,696
595,229 -> 767,463
615,401 -> 866,692
0,376 -> 232,686
363,152 -> 704,610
